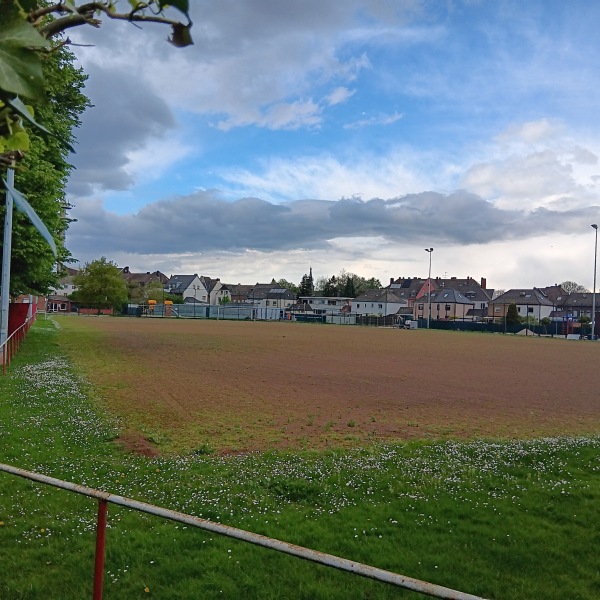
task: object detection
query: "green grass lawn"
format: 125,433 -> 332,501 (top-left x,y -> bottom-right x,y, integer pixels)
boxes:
0,320 -> 599,599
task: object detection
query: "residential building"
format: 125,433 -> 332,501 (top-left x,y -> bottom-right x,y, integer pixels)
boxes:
298,296 -> 353,316
166,274 -> 205,301
415,289 -> 475,321
352,289 -> 409,317
488,289 -> 554,321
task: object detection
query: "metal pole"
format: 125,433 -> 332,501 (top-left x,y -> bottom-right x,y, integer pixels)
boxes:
0,168 -> 15,347
592,224 -> 598,340
425,248 -> 433,329
93,499 -> 108,600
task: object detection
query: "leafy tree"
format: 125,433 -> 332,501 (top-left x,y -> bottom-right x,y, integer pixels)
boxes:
322,275 -> 338,297
298,272 -> 314,297
6,44 -> 89,296
218,296 -> 231,305
276,278 -> 299,295
561,281 -> 589,294
0,1 -> 192,166
73,257 -> 128,313
142,280 -> 165,303
505,303 -> 521,325
0,0 -> 192,295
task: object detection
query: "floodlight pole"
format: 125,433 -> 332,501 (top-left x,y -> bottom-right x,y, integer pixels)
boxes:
0,168 -> 15,346
592,224 -> 598,340
425,248 -> 433,329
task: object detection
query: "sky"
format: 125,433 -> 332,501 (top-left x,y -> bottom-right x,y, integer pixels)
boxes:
63,0 -> 600,291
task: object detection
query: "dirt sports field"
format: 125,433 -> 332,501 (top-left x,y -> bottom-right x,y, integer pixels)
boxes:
58,317 -> 600,454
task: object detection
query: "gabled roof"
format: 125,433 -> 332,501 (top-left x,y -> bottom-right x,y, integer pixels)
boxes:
353,289 -> 408,304
422,288 -> 474,305
389,276 -> 492,302
558,292 -> 595,308
200,276 -> 221,293
492,288 -> 554,306
538,285 -> 567,304
122,268 -> 169,285
167,274 -> 200,294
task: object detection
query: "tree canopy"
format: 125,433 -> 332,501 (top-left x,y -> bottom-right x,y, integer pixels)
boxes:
72,257 -> 127,311
0,0 -> 192,165
316,270 -> 382,297
0,0 -> 193,295
560,281 -> 589,294
6,44 -> 89,295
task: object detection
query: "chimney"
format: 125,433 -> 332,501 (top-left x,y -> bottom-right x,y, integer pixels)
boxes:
390,277 -> 394,285
481,277 -> 487,289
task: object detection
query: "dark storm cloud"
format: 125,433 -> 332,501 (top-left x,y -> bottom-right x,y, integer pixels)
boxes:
67,66 -> 176,196
67,190 -> 595,258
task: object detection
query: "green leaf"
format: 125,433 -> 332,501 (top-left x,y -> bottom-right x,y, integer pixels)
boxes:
5,130 -> 29,151
158,1 -> 190,16
169,23 -> 193,48
5,96 -> 51,135
3,177 -> 57,256
0,6 -> 50,50
0,6 -> 49,100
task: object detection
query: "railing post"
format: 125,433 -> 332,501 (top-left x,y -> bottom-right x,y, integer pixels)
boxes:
93,499 -> 108,600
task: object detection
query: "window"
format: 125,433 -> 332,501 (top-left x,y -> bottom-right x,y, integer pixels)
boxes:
445,304 -> 451,311
494,307 -> 501,313
266,301 -> 270,306
378,304 -> 383,309
418,303 -> 424,310
356,304 -> 360,308
528,307 -> 533,313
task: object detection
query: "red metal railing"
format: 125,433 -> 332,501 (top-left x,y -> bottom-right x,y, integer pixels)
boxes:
0,463 -> 488,600
1,310 -> 36,374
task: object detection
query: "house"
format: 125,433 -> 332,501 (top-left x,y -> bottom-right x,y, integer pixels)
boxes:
122,266 -> 169,302
166,274 -> 205,301
488,289 -> 554,321
226,283 -> 256,303
415,289 -> 475,321
246,284 -> 296,308
49,266 -> 79,297
352,289 -> 409,317
298,296 -> 353,316
388,275 -> 492,314
553,292 -> 596,321
199,276 -> 230,305
46,295 -> 77,313
165,274 -> 230,304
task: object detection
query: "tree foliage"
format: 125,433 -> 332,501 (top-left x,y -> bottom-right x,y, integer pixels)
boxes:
3,43 -> 89,295
560,281 -> 589,294
298,271 -> 314,298
0,0 -> 192,165
276,278 -> 299,295
0,0 -> 192,295
72,257 -> 127,311
317,270 -> 382,297
506,303 -> 521,325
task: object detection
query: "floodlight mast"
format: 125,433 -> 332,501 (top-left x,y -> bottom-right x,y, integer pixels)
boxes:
425,248 -> 433,329
592,224 -> 598,340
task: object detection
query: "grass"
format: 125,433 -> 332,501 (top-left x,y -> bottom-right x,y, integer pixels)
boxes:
0,320 -> 599,598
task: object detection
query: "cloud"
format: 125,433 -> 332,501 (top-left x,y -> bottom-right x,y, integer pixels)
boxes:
68,66 -> 177,197
67,189 -> 596,261
326,87 -> 356,106
344,111 -> 403,129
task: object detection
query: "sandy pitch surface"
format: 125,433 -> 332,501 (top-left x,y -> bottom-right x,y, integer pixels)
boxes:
58,317 -> 600,453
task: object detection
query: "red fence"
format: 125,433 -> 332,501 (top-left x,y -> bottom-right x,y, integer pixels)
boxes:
2,303 -> 36,373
